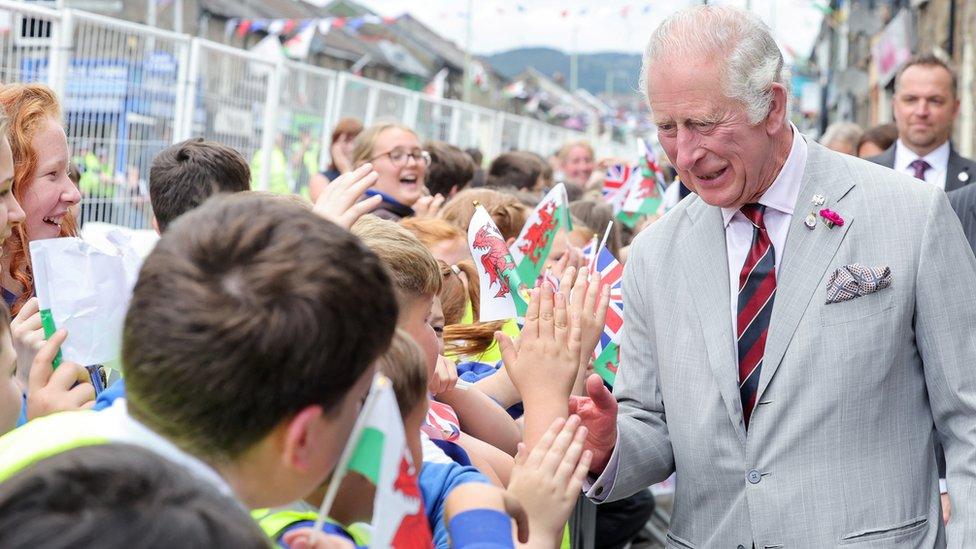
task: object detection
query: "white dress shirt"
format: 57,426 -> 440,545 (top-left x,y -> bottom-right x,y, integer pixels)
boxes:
893,139 -> 950,190
721,126 -> 807,347
585,126 -> 808,502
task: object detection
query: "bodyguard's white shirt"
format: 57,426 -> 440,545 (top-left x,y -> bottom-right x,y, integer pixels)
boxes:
584,126 -> 808,501
721,126 -> 807,349
893,139 -> 950,190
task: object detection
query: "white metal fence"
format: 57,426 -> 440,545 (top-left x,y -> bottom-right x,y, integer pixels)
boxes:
0,1 -> 628,229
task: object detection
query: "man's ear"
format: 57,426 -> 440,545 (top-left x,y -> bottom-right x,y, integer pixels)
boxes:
151,215 -> 160,235
764,83 -> 789,135
281,405 -> 326,472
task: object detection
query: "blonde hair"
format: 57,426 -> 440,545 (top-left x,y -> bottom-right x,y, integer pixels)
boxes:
439,188 -> 528,241
351,122 -> 420,168
557,140 -> 594,162
377,329 -> 429,418
352,215 -> 442,305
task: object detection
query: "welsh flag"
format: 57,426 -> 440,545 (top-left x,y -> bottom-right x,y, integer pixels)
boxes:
345,376 -> 432,548
467,205 -> 528,321
617,139 -> 666,228
510,183 -> 572,285
590,246 -> 623,386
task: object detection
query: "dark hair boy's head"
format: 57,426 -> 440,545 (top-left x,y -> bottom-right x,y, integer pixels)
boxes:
464,147 -> 483,166
425,141 -> 476,197
0,444 -> 268,549
123,193 -> 398,461
486,151 -> 542,191
149,138 -> 251,232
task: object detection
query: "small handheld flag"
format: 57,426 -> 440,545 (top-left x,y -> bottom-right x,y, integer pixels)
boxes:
510,183 -> 572,285
467,204 -> 528,321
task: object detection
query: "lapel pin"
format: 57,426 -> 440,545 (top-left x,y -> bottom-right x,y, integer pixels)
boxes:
959,171 -> 969,183
804,213 -> 817,229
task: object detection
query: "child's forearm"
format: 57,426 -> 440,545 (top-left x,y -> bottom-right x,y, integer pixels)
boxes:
473,366 -> 523,409
519,393 -> 569,451
457,432 -> 514,486
439,386 -> 521,455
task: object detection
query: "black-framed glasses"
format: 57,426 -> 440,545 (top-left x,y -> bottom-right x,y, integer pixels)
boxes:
369,148 -> 431,167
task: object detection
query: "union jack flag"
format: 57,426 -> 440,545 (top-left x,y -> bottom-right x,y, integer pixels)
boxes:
591,246 -> 624,360
423,400 -> 460,442
603,164 -> 632,201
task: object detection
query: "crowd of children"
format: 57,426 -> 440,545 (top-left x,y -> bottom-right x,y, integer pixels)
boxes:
0,82 -> 662,548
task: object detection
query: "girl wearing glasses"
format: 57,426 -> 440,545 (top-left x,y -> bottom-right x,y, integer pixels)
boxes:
349,123 -> 431,222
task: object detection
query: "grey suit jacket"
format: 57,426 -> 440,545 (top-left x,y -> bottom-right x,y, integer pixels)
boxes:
868,142 -> 976,192
601,139 -> 976,547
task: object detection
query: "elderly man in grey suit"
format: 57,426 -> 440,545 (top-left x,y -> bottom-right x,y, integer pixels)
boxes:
560,6 -> 976,548
867,54 -> 976,192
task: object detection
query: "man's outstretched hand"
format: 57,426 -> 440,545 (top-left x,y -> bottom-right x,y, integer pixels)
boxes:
568,374 -> 618,474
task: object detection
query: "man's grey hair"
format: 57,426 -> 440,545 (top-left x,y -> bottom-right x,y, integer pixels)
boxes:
819,121 -> 863,148
640,5 -> 788,124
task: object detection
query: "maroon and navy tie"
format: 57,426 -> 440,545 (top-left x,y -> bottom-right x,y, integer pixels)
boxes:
737,204 -> 776,428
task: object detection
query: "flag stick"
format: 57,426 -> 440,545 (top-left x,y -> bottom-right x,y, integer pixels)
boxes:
590,220 -> 614,272
314,374 -> 385,532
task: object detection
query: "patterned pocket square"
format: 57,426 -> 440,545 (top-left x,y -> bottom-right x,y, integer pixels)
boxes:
825,263 -> 891,304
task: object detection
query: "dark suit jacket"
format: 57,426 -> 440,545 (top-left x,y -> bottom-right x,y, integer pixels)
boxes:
868,142 -> 976,192
948,184 -> 976,253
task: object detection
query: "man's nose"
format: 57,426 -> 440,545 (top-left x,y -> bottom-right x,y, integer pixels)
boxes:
674,128 -> 703,171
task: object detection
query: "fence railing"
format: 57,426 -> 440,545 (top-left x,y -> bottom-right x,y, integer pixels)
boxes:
0,0 -> 629,229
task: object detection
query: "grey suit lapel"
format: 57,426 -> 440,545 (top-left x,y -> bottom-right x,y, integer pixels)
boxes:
756,142 -> 857,402
679,202 -> 746,443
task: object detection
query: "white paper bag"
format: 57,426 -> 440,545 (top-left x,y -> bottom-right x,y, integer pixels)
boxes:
29,231 -> 142,367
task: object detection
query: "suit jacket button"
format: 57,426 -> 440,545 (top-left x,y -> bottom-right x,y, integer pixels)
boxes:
737,545 -> 746,549
595,486 -> 604,496
747,469 -> 762,484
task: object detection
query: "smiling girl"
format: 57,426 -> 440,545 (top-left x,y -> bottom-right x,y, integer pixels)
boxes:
0,84 -> 81,313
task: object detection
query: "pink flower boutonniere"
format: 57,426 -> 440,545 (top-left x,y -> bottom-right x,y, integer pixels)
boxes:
819,208 -> 844,228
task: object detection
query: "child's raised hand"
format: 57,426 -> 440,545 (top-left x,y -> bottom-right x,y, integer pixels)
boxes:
11,297 -> 45,384
569,267 -> 611,370
428,354 -> 459,396
26,329 -> 95,420
282,528 -> 356,549
413,193 -> 446,219
507,415 -> 592,547
312,163 -> 381,229
497,269 -> 582,402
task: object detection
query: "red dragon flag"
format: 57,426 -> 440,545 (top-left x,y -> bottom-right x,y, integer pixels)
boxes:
467,204 -> 528,322
618,138 -> 665,228
510,183 -> 572,285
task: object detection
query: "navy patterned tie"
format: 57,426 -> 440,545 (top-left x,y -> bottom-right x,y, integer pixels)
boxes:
737,204 -> 776,428
909,158 -> 931,181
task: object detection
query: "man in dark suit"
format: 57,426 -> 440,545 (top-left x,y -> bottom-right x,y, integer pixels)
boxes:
948,185 -> 976,252
869,53 -> 976,192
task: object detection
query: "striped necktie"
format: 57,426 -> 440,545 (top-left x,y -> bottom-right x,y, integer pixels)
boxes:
737,204 -> 776,428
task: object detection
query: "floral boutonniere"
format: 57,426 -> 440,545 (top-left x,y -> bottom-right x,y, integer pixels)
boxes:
819,208 -> 844,229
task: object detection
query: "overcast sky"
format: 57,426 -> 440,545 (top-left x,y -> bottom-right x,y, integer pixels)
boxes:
354,0 -> 825,60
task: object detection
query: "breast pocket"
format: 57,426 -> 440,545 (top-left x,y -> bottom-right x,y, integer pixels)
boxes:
821,285 -> 895,327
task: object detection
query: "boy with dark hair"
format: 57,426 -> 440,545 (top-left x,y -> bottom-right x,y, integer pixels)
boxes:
425,141 -> 476,198
148,137 -> 251,232
0,444 -> 269,549
0,193 -> 399,511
